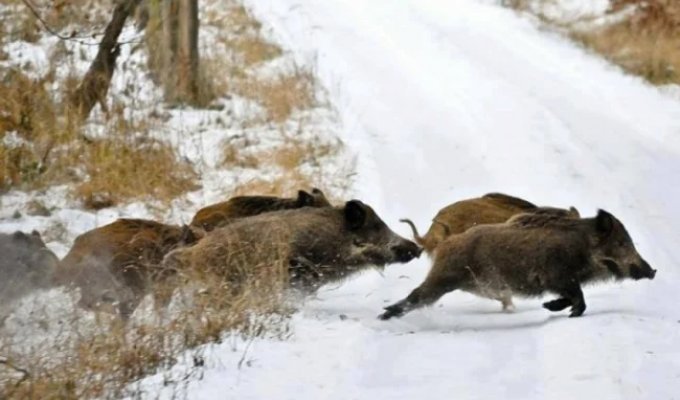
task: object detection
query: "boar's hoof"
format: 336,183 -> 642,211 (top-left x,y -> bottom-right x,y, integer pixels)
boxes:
378,305 -> 404,320
568,304 -> 586,318
542,298 -> 571,312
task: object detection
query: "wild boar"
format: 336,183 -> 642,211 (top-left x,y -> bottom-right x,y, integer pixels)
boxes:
190,188 -> 332,232
0,230 -> 59,307
164,200 -> 422,295
380,209 -> 655,320
400,192 -> 579,256
55,219 -> 202,319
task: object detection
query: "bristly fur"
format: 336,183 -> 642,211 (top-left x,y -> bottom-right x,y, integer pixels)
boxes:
482,192 -> 537,210
190,188 -> 331,231
380,210 -> 654,320
166,201 -> 420,297
56,218 -> 203,319
400,193 -> 578,256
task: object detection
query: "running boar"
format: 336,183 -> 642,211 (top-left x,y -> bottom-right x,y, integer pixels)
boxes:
400,193 -> 579,255
380,209 -> 655,320
164,200 -> 422,294
56,219 -> 202,319
0,231 -> 59,307
190,188 -> 332,232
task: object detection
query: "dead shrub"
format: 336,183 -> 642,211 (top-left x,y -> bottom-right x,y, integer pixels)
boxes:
222,144 -> 261,169
231,172 -> 313,198
503,0 -> 680,86
234,69 -> 317,123
228,36 -> 282,67
572,22 -> 680,84
0,268 -> 291,399
0,69 -> 60,191
609,0 -> 680,32
74,136 -> 199,209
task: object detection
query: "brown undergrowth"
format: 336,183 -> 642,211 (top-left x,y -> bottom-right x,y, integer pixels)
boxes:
0,270 -> 292,399
504,0 -> 680,86
572,0 -> 680,85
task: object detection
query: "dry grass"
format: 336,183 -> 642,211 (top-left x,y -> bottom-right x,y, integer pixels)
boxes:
222,134 -> 345,203
234,69 -> 317,123
74,136 -> 199,209
200,2 -> 311,121
572,24 -> 680,84
228,36 -> 282,67
0,67 -> 198,206
0,68 -> 63,191
572,0 -> 680,85
0,0 -> 112,43
0,1 -> 200,204
0,271 -> 291,399
504,0 -> 680,86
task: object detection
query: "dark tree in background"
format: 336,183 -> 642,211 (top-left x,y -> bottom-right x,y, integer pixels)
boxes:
146,0 -> 202,105
71,0 -> 142,120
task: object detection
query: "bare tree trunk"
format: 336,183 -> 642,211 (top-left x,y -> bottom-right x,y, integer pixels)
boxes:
71,0 -> 142,121
159,0 -> 201,105
177,0 -> 199,102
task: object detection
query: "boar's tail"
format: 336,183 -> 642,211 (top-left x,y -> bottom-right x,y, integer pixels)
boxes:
483,193 -> 537,210
400,219 -> 425,246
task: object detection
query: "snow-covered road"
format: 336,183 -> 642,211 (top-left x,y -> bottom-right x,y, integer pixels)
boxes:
152,1 -> 680,398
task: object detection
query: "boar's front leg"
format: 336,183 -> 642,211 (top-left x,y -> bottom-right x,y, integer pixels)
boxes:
379,277 -> 457,320
542,297 -> 571,312
546,283 -> 586,317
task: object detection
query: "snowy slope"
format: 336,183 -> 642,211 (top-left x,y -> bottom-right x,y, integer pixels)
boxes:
142,0 -> 680,398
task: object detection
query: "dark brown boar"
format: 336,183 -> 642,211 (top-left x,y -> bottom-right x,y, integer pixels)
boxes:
0,231 -> 59,307
56,219 -> 202,319
190,188 -> 332,232
164,200 -> 422,295
400,193 -> 579,255
380,209 -> 655,320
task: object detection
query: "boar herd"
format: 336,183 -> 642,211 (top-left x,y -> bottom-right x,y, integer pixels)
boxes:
0,189 -> 656,325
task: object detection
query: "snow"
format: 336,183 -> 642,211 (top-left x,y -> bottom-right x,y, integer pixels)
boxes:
0,0 -> 678,397
133,0 -> 680,398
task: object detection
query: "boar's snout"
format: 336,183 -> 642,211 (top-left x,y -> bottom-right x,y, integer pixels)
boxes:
391,240 -> 422,263
630,258 -> 656,280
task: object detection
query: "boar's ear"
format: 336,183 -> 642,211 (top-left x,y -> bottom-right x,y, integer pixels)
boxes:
311,187 -> 323,195
12,231 -> 30,242
595,209 -> 614,236
179,225 -> 200,244
344,200 -> 367,230
297,190 -> 314,206
568,207 -> 580,218
30,230 -> 47,246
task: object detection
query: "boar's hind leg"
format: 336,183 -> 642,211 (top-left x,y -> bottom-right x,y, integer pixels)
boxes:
379,278 -> 457,320
500,296 -> 515,312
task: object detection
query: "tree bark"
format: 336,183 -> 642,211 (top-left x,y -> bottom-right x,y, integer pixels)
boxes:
159,0 -> 200,104
177,0 -> 199,102
71,0 -> 142,121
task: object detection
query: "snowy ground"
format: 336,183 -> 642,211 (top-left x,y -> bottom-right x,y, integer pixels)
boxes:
136,0 -> 680,398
